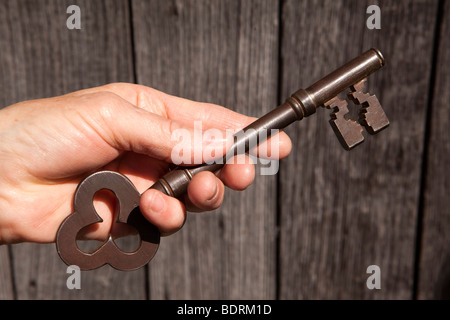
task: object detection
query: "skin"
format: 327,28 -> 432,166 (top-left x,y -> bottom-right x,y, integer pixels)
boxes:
0,83 -> 292,244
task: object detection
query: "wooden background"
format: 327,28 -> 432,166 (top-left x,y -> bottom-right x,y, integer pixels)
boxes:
0,0 -> 448,300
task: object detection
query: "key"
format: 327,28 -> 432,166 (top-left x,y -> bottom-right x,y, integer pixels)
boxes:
56,48 -> 389,270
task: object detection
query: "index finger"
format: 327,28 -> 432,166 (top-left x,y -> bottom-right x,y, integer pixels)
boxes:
73,83 -> 292,159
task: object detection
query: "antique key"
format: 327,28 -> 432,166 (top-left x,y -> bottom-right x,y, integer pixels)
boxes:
56,48 -> 389,270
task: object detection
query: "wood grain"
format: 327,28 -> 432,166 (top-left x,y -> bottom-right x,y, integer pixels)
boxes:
278,0 -> 438,299
132,0 -> 279,299
0,0 -> 146,299
0,246 -> 14,299
417,0 -> 450,300
0,0 -> 447,300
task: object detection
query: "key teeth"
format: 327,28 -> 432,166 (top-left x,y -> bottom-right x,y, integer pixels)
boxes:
324,96 -> 365,150
348,79 -> 390,134
323,78 -> 389,150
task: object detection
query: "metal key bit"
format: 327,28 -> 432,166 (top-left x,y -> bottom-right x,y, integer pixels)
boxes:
56,48 -> 388,270
325,95 -> 365,150
324,78 -> 389,150
349,78 -> 389,135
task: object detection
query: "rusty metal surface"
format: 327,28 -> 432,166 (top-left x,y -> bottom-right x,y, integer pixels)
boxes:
324,78 -> 389,150
56,171 -> 160,271
56,49 -> 389,271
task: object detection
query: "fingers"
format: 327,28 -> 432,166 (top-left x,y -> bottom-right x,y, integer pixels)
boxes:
75,84 -> 292,164
186,171 -> 225,212
139,156 -> 256,236
217,156 -> 255,191
80,91 -> 229,165
78,157 -> 256,239
140,171 -> 225,236
74,153 -> 257,240
77,83 -> 252,131
140,188 -> 186,237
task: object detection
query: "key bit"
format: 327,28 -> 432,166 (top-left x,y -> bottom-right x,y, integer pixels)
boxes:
349,78 -> 389,135
56,48 -> 389,270
325,95 -> 365,150
323,77 -> 389,150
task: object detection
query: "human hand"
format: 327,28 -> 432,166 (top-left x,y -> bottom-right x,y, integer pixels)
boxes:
0,83 -> 292,244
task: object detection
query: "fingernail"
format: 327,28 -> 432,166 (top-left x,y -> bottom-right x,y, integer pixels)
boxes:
207,180 -> 219,202
149,191 -> 166,215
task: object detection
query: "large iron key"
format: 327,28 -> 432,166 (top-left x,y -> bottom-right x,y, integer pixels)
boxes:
56,48 -> 389,270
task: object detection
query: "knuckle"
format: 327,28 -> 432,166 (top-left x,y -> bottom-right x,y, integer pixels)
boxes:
100,82 -> 128,93
94,92 -> 128,123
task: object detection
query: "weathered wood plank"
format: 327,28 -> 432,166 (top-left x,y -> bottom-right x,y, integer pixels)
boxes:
278,0 -> 438,299
132,0 -> 279,299
0,0 -> 146,299
417,0 -> 450,300
0,246 -> 14,299
1,0 -> 443,300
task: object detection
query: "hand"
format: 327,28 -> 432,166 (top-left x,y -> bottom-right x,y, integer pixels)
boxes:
0,83 -> 292,244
